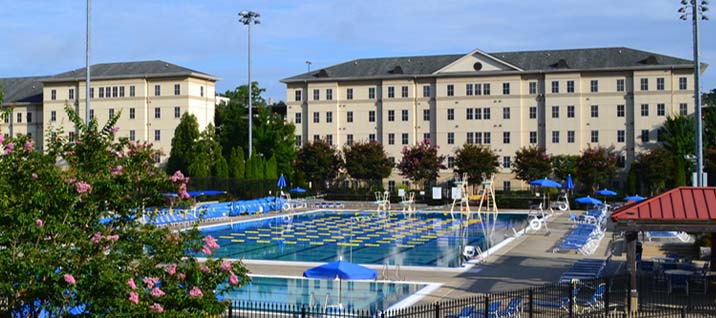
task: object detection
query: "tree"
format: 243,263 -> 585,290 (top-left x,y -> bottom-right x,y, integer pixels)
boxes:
253,105 -> 296,178
632,148 -> 675,195
166,113 -> 200,175
343,141 -> 393,188
705,147 -> 716,186
264,154 -> 278,179
214,153 -> 229,178
512,146 -> 551,182
576,145 -> 618,191
704,106 -> 716,149
659,115 -> 695,187
296,140 -> 342,191
453,144 -> 499,185
703,89 -> 716,108
397,140 -> 445,188
188,153 -> 211,177
245,153 -> 265,179
0,105 -> 248,317
551,154 -> 580,182
228,146 -> 246,179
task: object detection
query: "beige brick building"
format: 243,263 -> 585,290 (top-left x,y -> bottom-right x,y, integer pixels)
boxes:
1,61 -> 218,165
282,47 -> 702,190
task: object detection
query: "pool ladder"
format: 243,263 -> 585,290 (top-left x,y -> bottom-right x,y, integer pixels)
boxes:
381,263 -> 403,281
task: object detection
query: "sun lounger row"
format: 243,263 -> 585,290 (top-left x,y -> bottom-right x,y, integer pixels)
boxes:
559,257 -> 611,284
569,206 -> 608,226
645,231 -> 692,242
553,223 -> 605,255
312,201 -> 345,209
446,297 -> 522,318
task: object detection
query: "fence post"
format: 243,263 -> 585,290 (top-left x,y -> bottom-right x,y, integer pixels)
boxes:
484,295 -> 490,318
301,304 -> 306,318
626,274 -> 631,314
434,303 -> 439,318
227,301 -> 233,318
528,288 -> 534,318
681,305 -> 687,318
568,281 -> 574,318
604,279 -> 610,317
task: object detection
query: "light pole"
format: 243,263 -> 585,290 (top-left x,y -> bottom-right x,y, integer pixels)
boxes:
306,60 -> 312,73
679,0 -> 709,187
239,10 -> 260,158
86,0 -> 91,124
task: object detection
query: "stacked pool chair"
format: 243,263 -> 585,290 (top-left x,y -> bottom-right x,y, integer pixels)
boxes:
553,214 -> 606,255
559,255 -> 612,284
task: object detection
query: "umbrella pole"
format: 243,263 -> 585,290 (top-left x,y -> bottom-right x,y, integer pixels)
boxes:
338,278 -> 342,306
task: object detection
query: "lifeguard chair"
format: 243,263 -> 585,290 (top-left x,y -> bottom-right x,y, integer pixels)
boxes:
375,191 -> 390,217
399,191 -> 415,218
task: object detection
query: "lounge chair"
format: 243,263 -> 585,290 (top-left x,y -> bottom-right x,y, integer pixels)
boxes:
645,231 -> 692,242
575,283 -> 606,310
446,306 -> 475,318
668,273 -> 690,295
469,300 -> 501,318
496,297 -> 522,318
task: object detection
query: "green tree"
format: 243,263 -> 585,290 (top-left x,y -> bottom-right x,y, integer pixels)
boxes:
228,146 -> 246,179
265,154 -> 278,179
659,115 -> 695,187
705,147 -> 716,186
296,140 -> 342,191
166,113 -> 200,174
188,153 -> 211,177
704,106 -> 716,149
703,89 -> 716,108
576,145 -> 618,191
453,144 -> 499,185
632,148 -> 675,195
343,141 -> 393,188
214,153 -> 229,178
397,140 -> 445,188
245,153 -> 265,179
512,146 -> 551,183
551,154 -> 580,182
253,105 -> 296,177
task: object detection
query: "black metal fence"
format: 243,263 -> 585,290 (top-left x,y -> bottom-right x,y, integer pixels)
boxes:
221,274 -> 716,318
189,177 -> 278,200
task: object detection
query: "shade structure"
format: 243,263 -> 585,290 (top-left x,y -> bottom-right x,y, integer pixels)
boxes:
623,195 -> 646,202
575,196 -> 603,206
529,178 -> 562,188
277,174 -> 287,189
566,174 -> 574,191
289,187 -> 307,193
595,189 -> 617,196
303,260 -> 377,305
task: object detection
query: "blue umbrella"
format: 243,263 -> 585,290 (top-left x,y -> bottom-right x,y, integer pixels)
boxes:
277,174 -> 287,189
565,174 -> 574,191
575,196 -> 603,206
595,189 -> 617,196
303,259 -> 377,305
624,195 -> 646,202
529,178 -> 562,188
289,187 -> 307,193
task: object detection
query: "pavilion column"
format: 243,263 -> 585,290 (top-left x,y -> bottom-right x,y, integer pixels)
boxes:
711,233 -> 716,271
625,231 -> 639,312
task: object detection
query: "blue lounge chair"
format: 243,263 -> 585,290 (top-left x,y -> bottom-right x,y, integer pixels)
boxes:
576,283 -> 606,310
446,306 -> 475,318
469,300 -> 501,318
497,297 -> 522,318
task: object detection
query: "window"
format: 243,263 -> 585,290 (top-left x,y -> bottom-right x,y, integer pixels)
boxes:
529,131 -> 537,144
313,89 -> 320,100
475,84 -> 482,95
502,82 -> 510,95
567,80 -> 575,93
466,132 -> 474,144
346,88 -> 353,100
617,104 -> 625,117
106,86 -> 111,98
326,112 -> 333,123
401,109 -> 408,121
313,112 -> 320,123
617,79 -> 625,92
567,105 -> 575,118
295,112 -> 302,124
447,157 -> 455,169
447,84 -> 454,97
422,86 -> 430,98
16,112 -> 21,123
591,130 -> 599,143
551,81 -> 559,94
109,108 -> 115,118
313,135 -> 320,142
346,111 -> 353,123
475,132 -> 483,144
423,109 -> 430,121
483,83 -> 491,95
369,87 -> 376,99
68,88 -> 74,100
640,78 -> 649,91
466,108 -> 474,120
483,108 -> 491,120
590,105 -> 599,118
529,106 -> 537,119
110,86 -> 117,98
679,77 -> 687,90
657,130 -> 664,142
503,181 -> 511,191
680,103 -> 688,115
617,130 -> 625,143
154,85 -> 161,96
154,130 -> 161,141
503,107 -> 510,119
423,133 -> 431,142
200,86 -> 204,97
529,82 -> 537,95
483,132 -> 491,144
567,130 -> 575,143
129,130 -> 136,141
447,108 -> 454,120
401,86 -> 408,98
68,131 -> 75,142
296,135 -> 302,147
326,135 -> 333,146
641,130 -> 650,143
98,87 -> 104,98
641,104 -> 649,117
503,131 -> 510,144
388,180 -> 396,192
387,86 -> 395,98
129,108 -> 136,119
90,87 -> 94,98
346,134 -> 353,146
129,86 -> 136,97
475,108 -> 482,120
326,89 -> 333,101
618,155 -> 626,168
590,80 -> 598,93
51,110 -> 57,122
369,111 -> 375,122
369,134 -> 376,142
551,106 -> 559,119
447,132 -> 454,145
402,133 -> 409,145
119,86 -> 125,97
657,78 -> 665,91
174,84 -> 180,96
51,89 -> 57,100
466,84 -> 474,96
154,107 -> 161,119
503,156 -> 512,169
90,109 -> 94,119
657,103 -> 666,116
552,131 -> 560,143
388,110 -> 395,122
174,107 -> 180,118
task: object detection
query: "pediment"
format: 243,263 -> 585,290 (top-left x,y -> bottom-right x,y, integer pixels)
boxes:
434,49 -> 522,74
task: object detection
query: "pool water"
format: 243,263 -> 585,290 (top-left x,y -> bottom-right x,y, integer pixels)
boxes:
221,275 -> 427,312
201,211 -> 527,267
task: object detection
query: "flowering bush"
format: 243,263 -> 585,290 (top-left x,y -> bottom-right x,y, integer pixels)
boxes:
0,106 -> 249,317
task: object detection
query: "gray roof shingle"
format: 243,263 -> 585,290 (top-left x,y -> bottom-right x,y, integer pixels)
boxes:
1,76 -> 45,105
44,60 -> 219,82
282,47 -> 696,82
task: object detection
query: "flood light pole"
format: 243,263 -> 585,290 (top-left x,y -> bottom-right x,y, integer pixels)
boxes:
86,0 -> 91,123
239,10 -> 260,158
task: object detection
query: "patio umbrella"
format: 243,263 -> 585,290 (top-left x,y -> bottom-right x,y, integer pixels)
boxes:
529,178 -> 562,188
289,187 -> 307,193
277,174 -> 287,189
565,175 -> 574,192
303,259 -> 377,306
575,196 -> 603,206
594,189 -> 617,196
624,195 -> 646,202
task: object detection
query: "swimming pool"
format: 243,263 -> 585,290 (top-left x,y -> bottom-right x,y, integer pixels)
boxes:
221,275 -> 432,312
201,210 -> 527,268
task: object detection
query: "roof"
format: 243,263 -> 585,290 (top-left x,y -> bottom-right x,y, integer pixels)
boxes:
43,60 -> 220,83
611,187 -> 716,231
0,76 -> 46,105
282,47 -> 697,83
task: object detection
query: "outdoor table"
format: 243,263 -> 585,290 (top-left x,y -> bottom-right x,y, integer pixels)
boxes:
664,269 -> 694,276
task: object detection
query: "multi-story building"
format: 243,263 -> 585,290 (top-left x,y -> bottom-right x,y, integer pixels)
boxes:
282,47 -> 704,190
1,60 -> 218,164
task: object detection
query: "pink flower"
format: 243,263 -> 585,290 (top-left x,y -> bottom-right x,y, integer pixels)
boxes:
201,245 -> 212,255
200,265 -> 211,273
203,235 -> 220,249
75,181 -> 92,194
31,173 -> 38,180
149,303 -> 164,313
91,232 -> 102,244
106,234 -> 119,242
24,141 -> 34,152
0,134 -> 3,144
189,286 -> 203,298
176,273 -> 186,281
170,170 -> 186,183
111,126 -> 120,134
64,274 -> 76,285
35,219 -> 43,227
67,178 -> 76,184
229,272 -> 239,285
3,143 -> 14,155
143,277 -> 158,289
220,262 -> 232,272
150,287 -> 166,297
128,292 -> 139,304
128,278 -> 137,290
111,165 -> 123,176
166,264 -> 177,276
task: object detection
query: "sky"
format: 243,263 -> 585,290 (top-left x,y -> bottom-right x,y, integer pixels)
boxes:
1,0 -> 715,102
